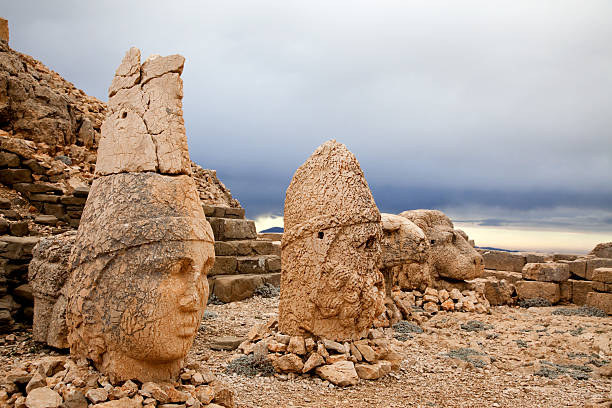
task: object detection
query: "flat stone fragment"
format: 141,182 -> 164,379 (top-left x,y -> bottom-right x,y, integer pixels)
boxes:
302,353 -> 325,373
279,140 -> 385,342
209,336 -> 246,351
522,262 -> 570,282
315,361 -> 359,386
355,361 -> 392,380
25,386 -> 62,408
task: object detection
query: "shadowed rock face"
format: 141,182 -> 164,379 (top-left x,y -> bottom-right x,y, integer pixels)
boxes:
279,140 -> 385,342
65,48 -> 214,383
380,213 -> 431,292
399,209 -> 484,281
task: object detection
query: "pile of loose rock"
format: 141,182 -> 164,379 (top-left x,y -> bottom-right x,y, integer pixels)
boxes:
0,355 -> 234,408
235,318 -> 402,386
386,286 -> 491,326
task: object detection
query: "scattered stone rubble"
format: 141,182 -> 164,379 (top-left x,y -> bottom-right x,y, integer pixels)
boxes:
235,318 -> 402,386
0,355 -> 235,408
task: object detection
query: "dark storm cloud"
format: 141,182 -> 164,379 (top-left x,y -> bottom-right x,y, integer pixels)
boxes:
4,1 -> 612,231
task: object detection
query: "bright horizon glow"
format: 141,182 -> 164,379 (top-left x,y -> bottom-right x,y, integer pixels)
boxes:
456,223 -> 609,254
253,215 -> 609,254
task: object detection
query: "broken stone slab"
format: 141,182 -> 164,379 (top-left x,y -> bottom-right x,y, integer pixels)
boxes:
481,251 -> 526,272
97,48 -> 191,176
522,262 -> 570,282
209,336 -> 246,351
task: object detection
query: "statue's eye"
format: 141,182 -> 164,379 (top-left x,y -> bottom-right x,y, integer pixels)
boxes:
430,239 -> 436,245
365,236 -> 376,249
318,231 -> 324,239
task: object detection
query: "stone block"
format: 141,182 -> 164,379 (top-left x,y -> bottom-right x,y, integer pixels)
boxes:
482,251 -> 526,272
237,256 -> 267,274
481,269 -> 523,284
0,168 -> 32,184
564,259 -> 587,279
72,186 -> 90,197
258,232 -> 283,241
208,218 -> 257,241
559,281 -> 572,303
586,259 -> 612,280
224,207 -> 245,219
569,279 -> 593,305
471,277 -> 513,306
202,204 -> 215,217
515,280 -> 560,304
0,17 -> 7,43
43,203 -> 65,218
0,198 -> 10,209
0,151 -> 20,167
210,273 -> 279,303
0,218 -> 8,234
585,292 -> 612,315
13,182 -> 63,195
9,221 -> 28,237
522,262 -> 570,282
592,281 -> 612,293
35,215 -> 59,226
590,242 -> 612,258
214,241 -> 235,256
29,194 -> 61,203
209,256 -> 237,276
591,267 -> 612,283
59,196 -> 87,205
524,253 -> 552,263
0,236 -> 40,260
22,159 -> 46,175
552,254 -> 578,261
266,256 -> 281,272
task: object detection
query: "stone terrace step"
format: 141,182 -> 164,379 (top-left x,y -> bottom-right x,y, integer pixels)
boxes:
210,255 -> 280,276
208,272 -> 280,303
214,239 -> 280,257
257,232 -> 282,241
202,204 -> 245,219
207,217 -> 257,241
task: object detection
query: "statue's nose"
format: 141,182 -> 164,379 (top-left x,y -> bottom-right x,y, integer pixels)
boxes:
179,278 -> 199,311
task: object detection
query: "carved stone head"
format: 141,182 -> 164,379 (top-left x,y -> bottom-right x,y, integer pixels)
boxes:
400,209 -> 484,281
279,140 -> 385,342
65,48 -> 214,383
66,173 -> 214,383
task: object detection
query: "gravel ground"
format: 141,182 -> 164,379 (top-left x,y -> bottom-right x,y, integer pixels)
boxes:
2,296 -> 611,407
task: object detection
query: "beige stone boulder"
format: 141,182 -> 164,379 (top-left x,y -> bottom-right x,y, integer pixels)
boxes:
399,209 -> 484,281
279,140 -> 385,342
28,231 -> 77,349
66,48 -> 215,384
590,242 -> 612,259
380,213 -> 431,292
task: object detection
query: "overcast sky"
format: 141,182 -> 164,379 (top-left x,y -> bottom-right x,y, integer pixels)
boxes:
4,1 -> 612,250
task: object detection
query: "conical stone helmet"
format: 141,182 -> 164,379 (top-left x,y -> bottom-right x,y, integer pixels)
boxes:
279,140 -> 385,342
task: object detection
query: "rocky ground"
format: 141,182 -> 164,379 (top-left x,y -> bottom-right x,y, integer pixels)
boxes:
1,295 -> 611,407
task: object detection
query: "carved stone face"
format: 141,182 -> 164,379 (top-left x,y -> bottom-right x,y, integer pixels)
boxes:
114,240 -> 213,362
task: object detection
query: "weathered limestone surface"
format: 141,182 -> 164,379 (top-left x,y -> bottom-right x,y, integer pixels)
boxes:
279,140 -> 385,342
96,48 -> 191,176
515,280 -> 560,304
28,231 -> 77,348
66,48 -> 215,383
585,291 -> 612,315
380,213 -> 430,293
480,250 -> 526,272
399,209 -> 484,281
590,242 -> 612,259
522,262 -> 570,282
